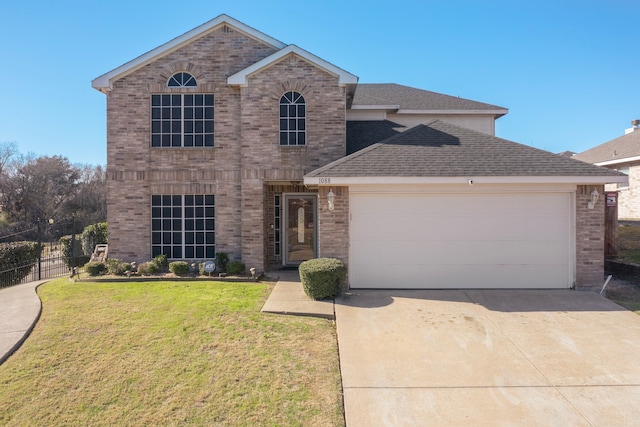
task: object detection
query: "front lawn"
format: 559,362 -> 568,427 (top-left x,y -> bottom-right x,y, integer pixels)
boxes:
617,223 -> 640,264
0,279 -> 344,426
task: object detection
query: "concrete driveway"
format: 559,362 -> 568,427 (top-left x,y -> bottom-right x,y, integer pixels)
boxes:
335,289 -> 640,426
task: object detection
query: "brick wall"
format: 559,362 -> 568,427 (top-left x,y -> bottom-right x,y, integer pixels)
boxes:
575,185 -> 605,290
317,186 -> 349,264
105,25 -> 346,268
613,162 -> 640,220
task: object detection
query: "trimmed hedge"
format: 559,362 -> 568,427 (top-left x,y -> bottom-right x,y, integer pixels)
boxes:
227,260 -> 246,275
107,258 -> 131,276
0,241 -> 39,287
137,261 -> 158,275
85,261 -> 107,276
299,258 -> 346,300
169,261 -> 190,275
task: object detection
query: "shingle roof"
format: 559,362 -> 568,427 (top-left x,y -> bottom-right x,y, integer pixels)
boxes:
573,130 -> 640,164
346,120 -> 405,155
351,83 -> 507,114
307,121 -> 624,178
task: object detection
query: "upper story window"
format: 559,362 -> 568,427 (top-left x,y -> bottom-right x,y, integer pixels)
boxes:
167,72 -> 197,87
617,166 -> 630,189
151,94 -> 214,147
279,91 -> 306,146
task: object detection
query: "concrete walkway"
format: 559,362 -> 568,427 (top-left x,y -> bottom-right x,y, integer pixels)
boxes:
0,280 -> 49,365
261,270 -> 334,319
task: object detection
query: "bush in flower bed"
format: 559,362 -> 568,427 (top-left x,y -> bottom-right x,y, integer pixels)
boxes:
299,258 -> 346,300
107,259 -> 131,276
169,261 -> 190,275
137,261 -> 158,276
227,260 -> 246,275
85,261 -> 107,276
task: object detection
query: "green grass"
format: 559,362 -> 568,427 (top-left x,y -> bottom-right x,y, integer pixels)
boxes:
617,224 -> 640,264
0,278 -> 344,426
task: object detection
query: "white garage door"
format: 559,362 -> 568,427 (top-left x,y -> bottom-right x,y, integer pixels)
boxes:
349,192 -> 574,289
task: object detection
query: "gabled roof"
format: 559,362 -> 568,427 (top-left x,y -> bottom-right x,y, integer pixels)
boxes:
573,130 -> 640,166
305,121 -> 626,185
227,45 -> 358,87
92,14 -> 286,92
351,83 -> 508,117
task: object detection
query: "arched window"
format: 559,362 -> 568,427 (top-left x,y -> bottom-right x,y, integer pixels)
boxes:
279,91 -> 306,146
167,72 -> 197,88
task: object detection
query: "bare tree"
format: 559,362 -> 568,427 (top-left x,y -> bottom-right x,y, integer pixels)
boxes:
2,155 -> 80,224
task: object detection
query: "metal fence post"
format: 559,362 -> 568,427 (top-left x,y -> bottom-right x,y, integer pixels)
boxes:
37,218 -> 42,280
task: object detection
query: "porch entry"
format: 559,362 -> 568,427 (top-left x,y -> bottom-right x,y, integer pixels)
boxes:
283,194 -> 317,265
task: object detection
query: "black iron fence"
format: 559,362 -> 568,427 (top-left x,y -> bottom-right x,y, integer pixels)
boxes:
0,252 -> 85,289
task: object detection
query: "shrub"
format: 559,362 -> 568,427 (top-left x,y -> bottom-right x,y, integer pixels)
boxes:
227,260 -> 246,275
215,252 -> 229,272
81,222 -> 108,256
299,258 -> 346,300
137,261 -> 158,276
107,258 -> 131,276
85,261 -> 107,276
0,241 -> 40,287
169,261 -> 190,275
151,254 -> 168,271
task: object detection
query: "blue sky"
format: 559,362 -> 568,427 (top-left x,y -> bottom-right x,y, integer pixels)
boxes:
0,0 -> 638,166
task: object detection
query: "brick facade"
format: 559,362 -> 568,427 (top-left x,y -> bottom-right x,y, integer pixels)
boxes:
99,16 -> 612,288
317,186 -> 349,264
575,185 -> 605,290
609,162 -> 640,220
105,25 -> 346,269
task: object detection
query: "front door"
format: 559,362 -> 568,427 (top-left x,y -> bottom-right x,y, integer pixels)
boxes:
284,195 -> 317,265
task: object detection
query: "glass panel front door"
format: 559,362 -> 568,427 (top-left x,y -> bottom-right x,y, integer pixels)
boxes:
285,195 -> 316,265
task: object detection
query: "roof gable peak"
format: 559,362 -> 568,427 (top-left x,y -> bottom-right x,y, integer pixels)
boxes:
227,44 -> 358,87
92,14 -> 287,92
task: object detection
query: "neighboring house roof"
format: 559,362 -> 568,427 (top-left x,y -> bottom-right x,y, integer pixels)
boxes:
305,120 -> 627,185
227,44 -> 358,87
557,151 -> 576,158
92,14 -> 286,92
351,83 -> 508,117
573,130 -> 640,166
346,120 -> 406,155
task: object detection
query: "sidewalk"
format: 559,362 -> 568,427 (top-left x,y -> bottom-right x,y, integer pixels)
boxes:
0,280 -> 49,365
261,270 -> 335,319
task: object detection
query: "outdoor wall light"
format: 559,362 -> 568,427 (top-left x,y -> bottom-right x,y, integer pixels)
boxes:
588,189 -> 600,209
327,188 -> 335,211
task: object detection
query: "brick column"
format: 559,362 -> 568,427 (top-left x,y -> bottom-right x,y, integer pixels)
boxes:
575,185 -> 605,290
318,186 -> 349,264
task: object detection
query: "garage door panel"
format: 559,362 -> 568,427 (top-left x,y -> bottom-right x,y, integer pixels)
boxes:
351,215 -> 568,242
349,192 -> 573,289
351,239 -> 569,266
350,263 -> 570,289
351,193 -> 569,217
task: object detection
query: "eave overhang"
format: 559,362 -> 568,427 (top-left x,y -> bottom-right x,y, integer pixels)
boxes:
303,175 -> 629,186
595,155 -> 640,167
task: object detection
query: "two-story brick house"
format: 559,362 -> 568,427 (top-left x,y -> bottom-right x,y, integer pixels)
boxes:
93,14 -> 625,289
